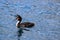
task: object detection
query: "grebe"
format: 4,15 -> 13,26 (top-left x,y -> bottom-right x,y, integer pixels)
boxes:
16,15 -> 35,28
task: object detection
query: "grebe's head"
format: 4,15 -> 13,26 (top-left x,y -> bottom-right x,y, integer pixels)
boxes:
16,15 -> 22,22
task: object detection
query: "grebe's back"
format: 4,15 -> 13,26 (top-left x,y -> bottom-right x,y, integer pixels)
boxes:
20,22 -> 34,28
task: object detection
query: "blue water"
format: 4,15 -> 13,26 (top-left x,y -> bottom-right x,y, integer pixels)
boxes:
0,0 -> 60,40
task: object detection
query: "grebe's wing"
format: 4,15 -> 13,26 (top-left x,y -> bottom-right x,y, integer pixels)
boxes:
20,22 -> 35,28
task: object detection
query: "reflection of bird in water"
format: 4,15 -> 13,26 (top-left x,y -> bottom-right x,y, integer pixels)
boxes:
17,28 -> 23,40
16,14 -> 35,40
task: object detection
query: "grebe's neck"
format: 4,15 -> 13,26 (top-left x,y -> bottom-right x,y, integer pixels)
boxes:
16,21 -> 21,27
17,21 -> 21,23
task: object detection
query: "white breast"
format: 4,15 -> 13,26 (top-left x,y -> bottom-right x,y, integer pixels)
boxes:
16,21 -> 20,27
